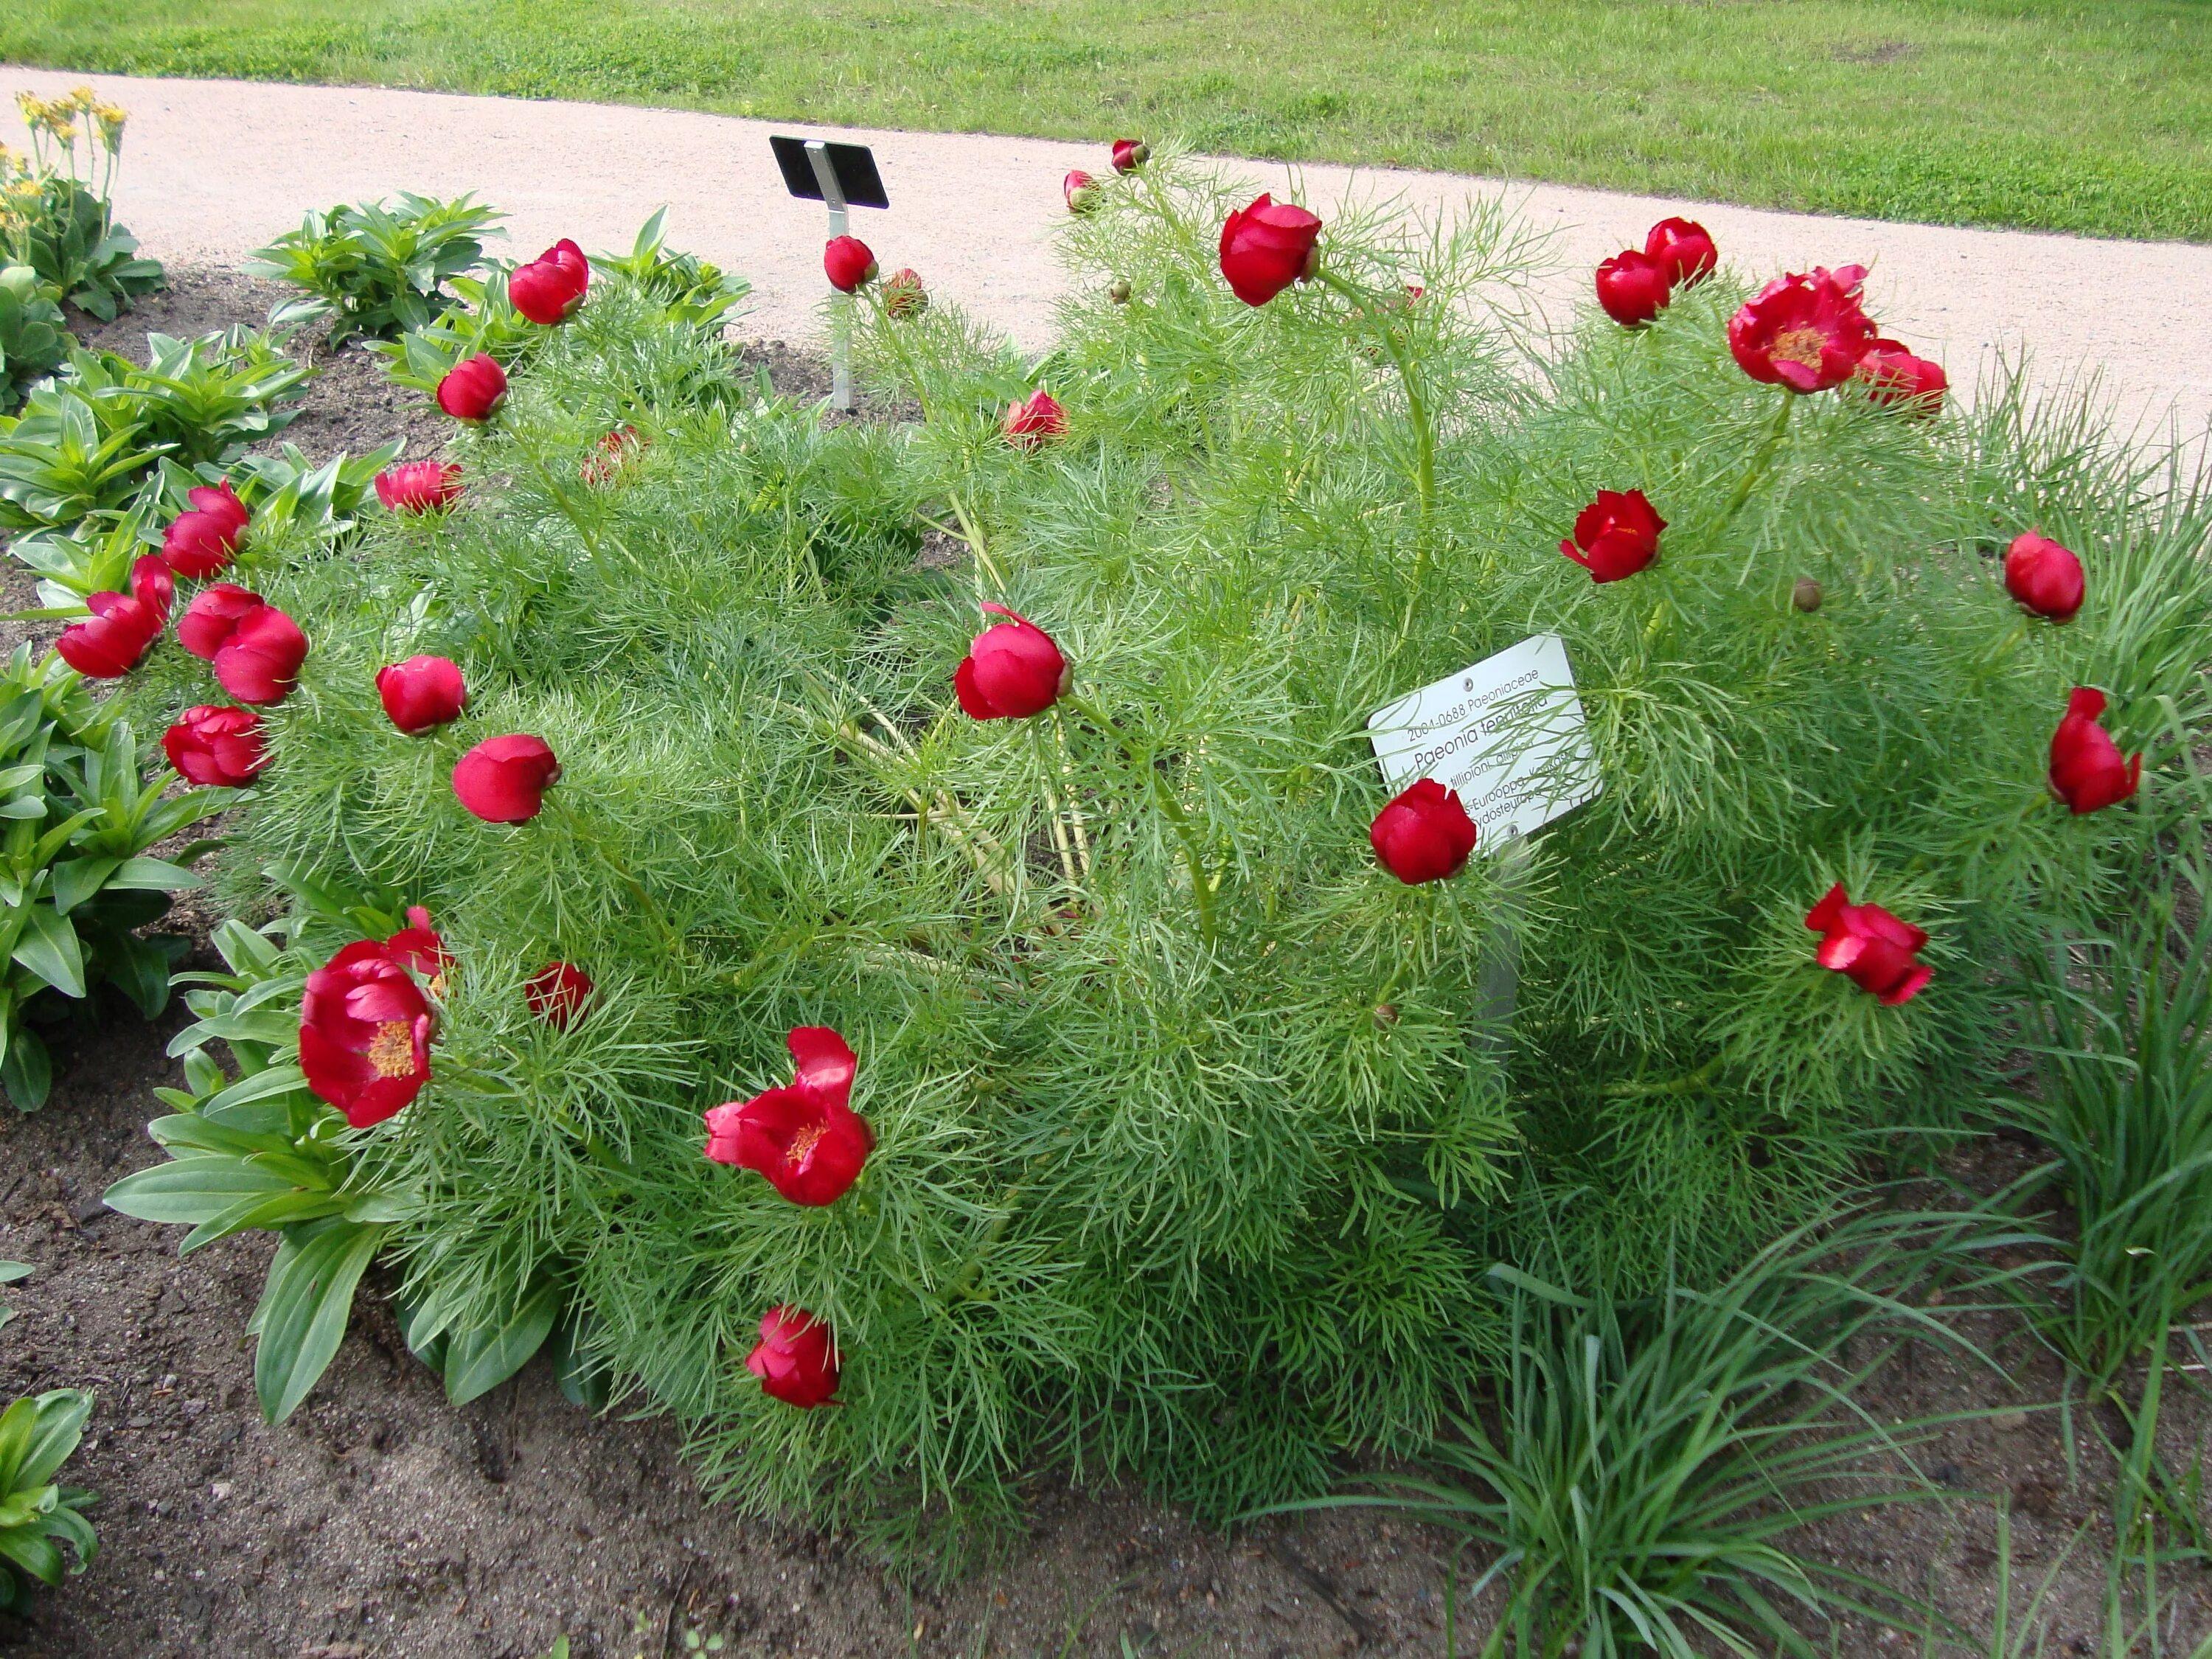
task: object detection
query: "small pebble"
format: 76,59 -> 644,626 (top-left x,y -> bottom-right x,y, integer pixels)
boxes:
1992,1408 -> 2029,1432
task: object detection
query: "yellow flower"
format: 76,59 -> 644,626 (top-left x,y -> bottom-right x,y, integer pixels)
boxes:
67,86 -> 96,112
91,101 -> 126,153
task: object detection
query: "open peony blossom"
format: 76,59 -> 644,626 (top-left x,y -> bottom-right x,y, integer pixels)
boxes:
56,591 -> 161,679
747,1306 -> 839,1409
381,905 -> 451,983
1728,265 -> 1877,393
375,460 -> 463,514
1805,884 -> 1932,1005
161,704 -> 268,787
210,605 -> 307,705
2003,532 -> 2084,622
1370,778 -> 1478,885
436,354 -> 508,422
299,938 -> 437,1127
1002,388 -> 1068,451
823,235 -> 877,293
1644,217 -> 1717,286
524,961 -> 594,1031
453,734 -> 560,823
507,237 -> 589,325
1218,194 -> 1323,307
1560,488 -> 1666,583
1594,248 -> 1672,327
2048,687 -> 2140,815
703,1026 -> 872,1205
955,603 -> 1069,720
376,654 -> 467,734
161,481 -> 249,577
1857,339 -> 1948,414
1111,137 -> 1149,173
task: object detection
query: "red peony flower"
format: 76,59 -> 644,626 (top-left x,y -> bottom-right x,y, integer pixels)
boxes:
524,961 -> 594,1031
1805,883 -> 1932,1005
1111,138 -> 1149,173
2048,687 -> 2140,815
376,654 -> 467,734
823,235 -> 877,293
1644,217 -> 1717,286
881,268 -> 928,319
1560,488 -> 1666,583
1370,777 -> 1478,885
161,703 -> 267,787
453,734 -> 560,823
1594,248 -> 1672,327
580,425 -> 644,487
1857,339 -> 1947,414
955,603 -> 1068,720
375,460 -> 463,514
1002,389 -> 1068,451
747,1306 -> 839,1409
1728,265 -> 1878,393
436,354 -> 508,423
176,582 -> 263,658
55,591 -> 161,679
703,1026 -> 872,1205
161,481 -> 249,578
299,938 -> 437,1128
210,605 -> 307,706
2003,531 -> 2084,622
1064,170 -> 1100,214
507,237 -> 590,325
129,555 -> 173,625
1218,194 -> 1323,307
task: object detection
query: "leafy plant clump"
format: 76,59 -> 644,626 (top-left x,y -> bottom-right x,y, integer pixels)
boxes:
0,1383 -> 97,1610
3,88 -> 161,321
244,192 -> 503,347
105,153 -> 2212,1551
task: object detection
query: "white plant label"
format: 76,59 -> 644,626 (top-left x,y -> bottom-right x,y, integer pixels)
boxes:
1366,633 -> 1601,852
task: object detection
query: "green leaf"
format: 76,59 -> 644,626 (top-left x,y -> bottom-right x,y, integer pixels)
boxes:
18,1389 -> 91,1488
442,1278 -> 560,1406
10,904 -> 83,998
0,1263 -> 30,1284
46,856 -> 119,916
103,1158 -> 299,1225
98,931 -> 173,1019
105,856 -> 204,892
251,1218 -> 386,1424
551,1308 -> 609,1411
1,1027 -> 49,1113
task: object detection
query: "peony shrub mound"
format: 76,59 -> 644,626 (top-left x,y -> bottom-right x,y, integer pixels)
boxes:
110,155 -> 2212,1548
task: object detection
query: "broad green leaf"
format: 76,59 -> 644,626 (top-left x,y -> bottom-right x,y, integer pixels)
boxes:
10,904 -> 83,998
103,1158 -> 298,1224
1,1027 -> 49,1112
18,1389 -> 90,1488
443,1278 -> 561,1406
252,1218 -> 386,1424
105,856 -> 204,892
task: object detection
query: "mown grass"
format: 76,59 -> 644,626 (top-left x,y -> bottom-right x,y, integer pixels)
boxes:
5,0 -> 2211,242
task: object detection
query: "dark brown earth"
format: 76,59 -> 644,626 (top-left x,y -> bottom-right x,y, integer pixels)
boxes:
0,270 -> 2207,1659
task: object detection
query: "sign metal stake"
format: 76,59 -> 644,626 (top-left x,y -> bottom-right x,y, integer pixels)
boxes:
804,139 -> 854,411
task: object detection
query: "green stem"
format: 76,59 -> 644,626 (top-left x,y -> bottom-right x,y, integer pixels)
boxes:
549,798 -> 684,959
501,413 -> 615,566
870,292 -> 936,425
1315,270 -> 1436,636
1060,691 -> 1218,947
1719,393 -> 1796,531
1599,1052 -> 1725,1099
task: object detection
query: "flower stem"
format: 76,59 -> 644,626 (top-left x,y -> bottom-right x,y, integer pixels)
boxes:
501,413 -> 615,566
1059,690 -> 1218,947
1315,270 -> 1436,636
1719,392 -> 1796,532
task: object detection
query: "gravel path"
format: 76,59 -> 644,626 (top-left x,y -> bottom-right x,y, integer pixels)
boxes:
9,65 -> 2209,449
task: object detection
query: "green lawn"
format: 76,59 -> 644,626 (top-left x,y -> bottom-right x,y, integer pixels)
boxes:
8,0 -> 2211,242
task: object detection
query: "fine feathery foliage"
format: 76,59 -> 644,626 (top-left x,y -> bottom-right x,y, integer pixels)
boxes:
105,154 -> 2212,1549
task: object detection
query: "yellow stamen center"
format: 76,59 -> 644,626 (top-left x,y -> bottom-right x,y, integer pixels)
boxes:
1769,324 -> 1829,368
785,1122 -> 827,1169
366,1020 -> 417,1079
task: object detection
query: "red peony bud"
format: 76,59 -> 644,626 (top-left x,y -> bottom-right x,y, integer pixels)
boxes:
176,582 -> 263,658
1594,248 -> 1672,327
128,555 -> 173,626
1857,338 -> 1948,414
453,734 -> 560,824
954,603 -> 1068,721
1728,265 -> 1877,393
1644,217 -> 1717,286
55,592 -> 161,679
703,1026 -> 872,1205
299,938 -> 437,1128
747,1306 -> 839,1409
507,237 -> 589,325
1560,488 -> 1666,583
436,354 -> 508,423
2003,531 -> 2084,622
1110,137 -> 1149,173
1369,778 -> 1478,885
1064,170 -> 1100,214
161,703 -> 268,787
1218,194 -> 1323,307
524,961 -> 594,1032
881,268 -> 928,319
2048,687 -> 2140,815
375,460 -> 463,514
161,481 -> 249,577
376,654 -> 468,734
210,605 -> 307,706
823,235 -> 877,293
1806,883 -> 1931,1005
1001,388 -> 1068,451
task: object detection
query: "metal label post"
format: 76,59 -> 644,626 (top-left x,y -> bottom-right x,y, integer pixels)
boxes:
803,140 -> 853,411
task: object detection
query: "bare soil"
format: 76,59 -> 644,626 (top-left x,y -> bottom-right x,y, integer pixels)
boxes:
1,271 -> 2207,1659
